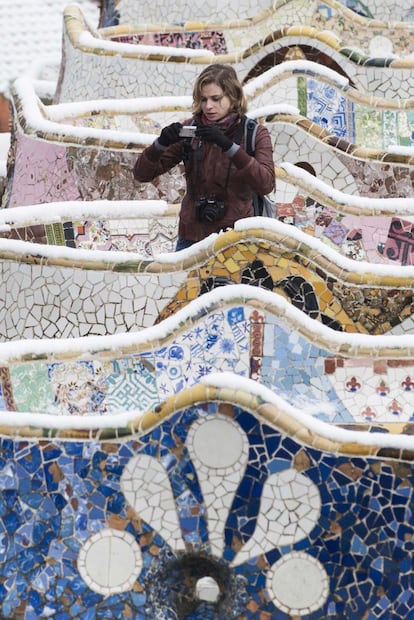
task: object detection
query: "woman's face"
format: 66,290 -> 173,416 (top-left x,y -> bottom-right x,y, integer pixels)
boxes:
200,82 -> 232,122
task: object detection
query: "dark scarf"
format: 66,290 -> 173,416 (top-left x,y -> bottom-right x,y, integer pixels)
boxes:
199,112 -> 240,130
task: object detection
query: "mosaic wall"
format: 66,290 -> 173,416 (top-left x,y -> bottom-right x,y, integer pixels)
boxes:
107,2 -> 414,59
103,0 -> 271,23
5,196 -> 414,266
5,77 -> 414,276
0,390 -> 414,619
338,0 -> 414,21
1,290 -> 414,425
0,224 -> 413,341
99,0 -> 414,48
55,5 -> 414,103
2,0 -> 414,618
5,77 -> 414,208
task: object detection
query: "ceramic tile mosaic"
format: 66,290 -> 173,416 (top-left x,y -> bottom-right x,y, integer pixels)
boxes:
338,0 -> 414,21
55,5 -> 414,103
2,128 -> 185,209
2,0 -> 414,617
0,387 -> 413,618
155,228 -> 414,336
105,0 -> 272,25
6,75 -> 414,218
2,288 -> 414,426
4,192 -> 414,267
1,223 -> 414,341
0,199 -> 180,255
5,71 -> 414,271
98,0 -> 414,57
0,256 -> 188,339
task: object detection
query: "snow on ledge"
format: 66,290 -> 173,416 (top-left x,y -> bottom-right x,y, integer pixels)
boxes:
78,30 -> 215,58
280,162 -> 414,213
0,372 -> 413,454
201,373 -> 414,451
0,213 -> 411,276
0,199 -> 170,229
12,77 -> 296,145
0,283 -> 412,364
234,216 -> 414,276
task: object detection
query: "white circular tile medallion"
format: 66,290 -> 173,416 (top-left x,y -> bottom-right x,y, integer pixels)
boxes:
266,551 -> 329,615
189,415 -> 246,469
78,528 -> 142,595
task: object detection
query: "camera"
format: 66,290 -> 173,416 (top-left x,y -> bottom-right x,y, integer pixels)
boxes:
195,197 -> 225,223
179,125 -> 197,138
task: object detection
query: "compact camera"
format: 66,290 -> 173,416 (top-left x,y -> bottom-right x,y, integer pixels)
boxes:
179,125 -> 197,138
195,197 -> 225,223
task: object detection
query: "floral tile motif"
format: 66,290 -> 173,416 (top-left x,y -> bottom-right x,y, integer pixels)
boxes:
3,297 -> 414,426
153,308 -> 250,399
0,401 -> 413,618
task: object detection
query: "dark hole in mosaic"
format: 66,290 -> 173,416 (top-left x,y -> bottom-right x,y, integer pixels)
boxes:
145,551 -> 247,619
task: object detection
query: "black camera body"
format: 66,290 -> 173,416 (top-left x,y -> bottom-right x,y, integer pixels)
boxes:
195,196 -> 225,223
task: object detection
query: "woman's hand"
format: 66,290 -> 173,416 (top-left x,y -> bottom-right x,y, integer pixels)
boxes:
158,122 -> 183,147
195,125 -> 233,151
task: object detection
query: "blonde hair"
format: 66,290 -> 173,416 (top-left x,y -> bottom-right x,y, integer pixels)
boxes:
192,64 -> 247,116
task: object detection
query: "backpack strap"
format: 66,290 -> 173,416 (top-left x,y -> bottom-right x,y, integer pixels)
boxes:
244,117 -> 258,156
242,117 -> 264,215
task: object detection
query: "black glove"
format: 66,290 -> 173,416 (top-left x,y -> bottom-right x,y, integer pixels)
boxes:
158,122 -> 183,147
195,125 -> 233,151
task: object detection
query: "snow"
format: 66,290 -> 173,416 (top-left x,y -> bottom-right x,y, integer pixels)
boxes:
0,200 -> 169,229
0,0 -> 100,95
280,162 -> 414,213
0,283 -> 412,364
243,59 -> 349,96
1,213 -> 414,283
1,12 -> 414,444
235,217 -> 414,276
12,77 -> 299,146
0,283 -> 413,441
202,373 -> 414,451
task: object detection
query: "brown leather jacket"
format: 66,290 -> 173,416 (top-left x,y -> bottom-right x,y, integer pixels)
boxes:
134,115 -> 275,242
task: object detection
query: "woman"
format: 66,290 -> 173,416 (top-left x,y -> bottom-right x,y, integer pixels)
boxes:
134,64 -> 275,251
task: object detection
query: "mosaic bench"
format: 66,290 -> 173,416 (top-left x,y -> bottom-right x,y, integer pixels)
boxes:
100,0 -> 414,59
244,60 -> 414,150
0,293 -> 413,617
5,76 -> 414,213
19,55 -> 414,157
275,162 -> 414,265
5,77 -> 414,278
97,0 -> 414,54
55,5 -> 414,102
0,283 -> 413,424
3,167 -> 414,270
0,200 -> 179,256
98,0 -> 414,25
2,78 -> 191,208
0,221 -> 413,340
3,2 -> 414,619
268,111 -> 414,199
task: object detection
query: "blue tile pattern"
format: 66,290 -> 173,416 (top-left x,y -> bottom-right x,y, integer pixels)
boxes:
0,403 -> 413,618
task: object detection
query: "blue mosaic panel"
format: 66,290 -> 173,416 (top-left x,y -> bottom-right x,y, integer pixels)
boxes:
0,403 -> 413,618
307,79 -> 353,141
